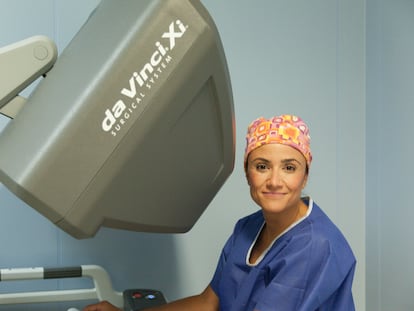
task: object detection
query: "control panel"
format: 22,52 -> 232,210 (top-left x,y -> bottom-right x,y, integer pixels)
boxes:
123,289 -> 167,311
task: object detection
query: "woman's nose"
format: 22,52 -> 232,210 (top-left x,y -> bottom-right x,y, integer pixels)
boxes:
267,169 -> 283,187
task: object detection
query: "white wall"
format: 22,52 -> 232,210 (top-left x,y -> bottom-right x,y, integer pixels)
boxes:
0,0 -> 366,310
366,0 -> 414,310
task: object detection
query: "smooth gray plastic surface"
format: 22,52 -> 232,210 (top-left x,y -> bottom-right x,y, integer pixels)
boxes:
0,0 -> 235,238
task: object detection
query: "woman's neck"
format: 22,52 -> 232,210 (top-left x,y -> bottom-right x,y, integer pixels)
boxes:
262,199 -> 308,242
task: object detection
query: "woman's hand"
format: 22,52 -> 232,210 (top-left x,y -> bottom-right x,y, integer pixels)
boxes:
82,300 -> 121,311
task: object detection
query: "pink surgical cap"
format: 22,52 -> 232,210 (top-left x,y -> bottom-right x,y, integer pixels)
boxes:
244,114 -> 312,167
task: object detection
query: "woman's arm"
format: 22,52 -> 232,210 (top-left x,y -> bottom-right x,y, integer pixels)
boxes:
82,285 -> 219,311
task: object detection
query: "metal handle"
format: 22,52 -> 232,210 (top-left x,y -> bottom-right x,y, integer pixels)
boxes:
0,265 -> 123,307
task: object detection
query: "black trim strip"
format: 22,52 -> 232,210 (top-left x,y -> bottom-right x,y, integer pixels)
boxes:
44,266 -> 82,279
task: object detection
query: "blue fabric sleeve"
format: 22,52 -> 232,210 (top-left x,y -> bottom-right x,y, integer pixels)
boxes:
210,215 -> 250,296
210,227 -> 235,295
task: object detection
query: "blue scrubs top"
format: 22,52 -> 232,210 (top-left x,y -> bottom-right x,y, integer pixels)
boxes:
210,198 -> 356,311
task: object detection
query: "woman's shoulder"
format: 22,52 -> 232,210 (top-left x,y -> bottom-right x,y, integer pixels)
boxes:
224,210 -> 264,245
309,202 -> 348,239
307,201 -> 355,261
238,209 -> 263,223
234,209 -> 263,231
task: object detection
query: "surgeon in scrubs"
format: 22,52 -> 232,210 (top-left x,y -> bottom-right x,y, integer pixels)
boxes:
83,114 -> 356,311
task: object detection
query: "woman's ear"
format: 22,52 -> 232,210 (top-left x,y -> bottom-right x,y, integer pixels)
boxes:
245,170 -> 251,186
302,172 -> 308,189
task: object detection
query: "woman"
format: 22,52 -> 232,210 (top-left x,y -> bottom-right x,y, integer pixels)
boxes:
83,114 -> 356,311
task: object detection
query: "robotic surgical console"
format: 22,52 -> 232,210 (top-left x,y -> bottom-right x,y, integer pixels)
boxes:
0,0 -> 234,309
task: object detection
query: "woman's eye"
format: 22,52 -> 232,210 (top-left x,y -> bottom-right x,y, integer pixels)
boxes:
284,164 -> 296,172
256,163 -> 268,171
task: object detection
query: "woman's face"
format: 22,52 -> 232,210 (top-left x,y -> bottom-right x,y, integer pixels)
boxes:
246,143 -> 308,216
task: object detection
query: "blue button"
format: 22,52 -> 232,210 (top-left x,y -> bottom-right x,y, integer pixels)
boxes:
145,294 -> 156,300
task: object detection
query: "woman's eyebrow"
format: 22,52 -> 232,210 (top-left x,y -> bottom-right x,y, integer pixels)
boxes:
250,157 -> 270,163
281,158 -> 303,165
250,158 -> 303,165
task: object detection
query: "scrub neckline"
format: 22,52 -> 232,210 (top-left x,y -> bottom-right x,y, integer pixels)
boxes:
246,197 -> 314,266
